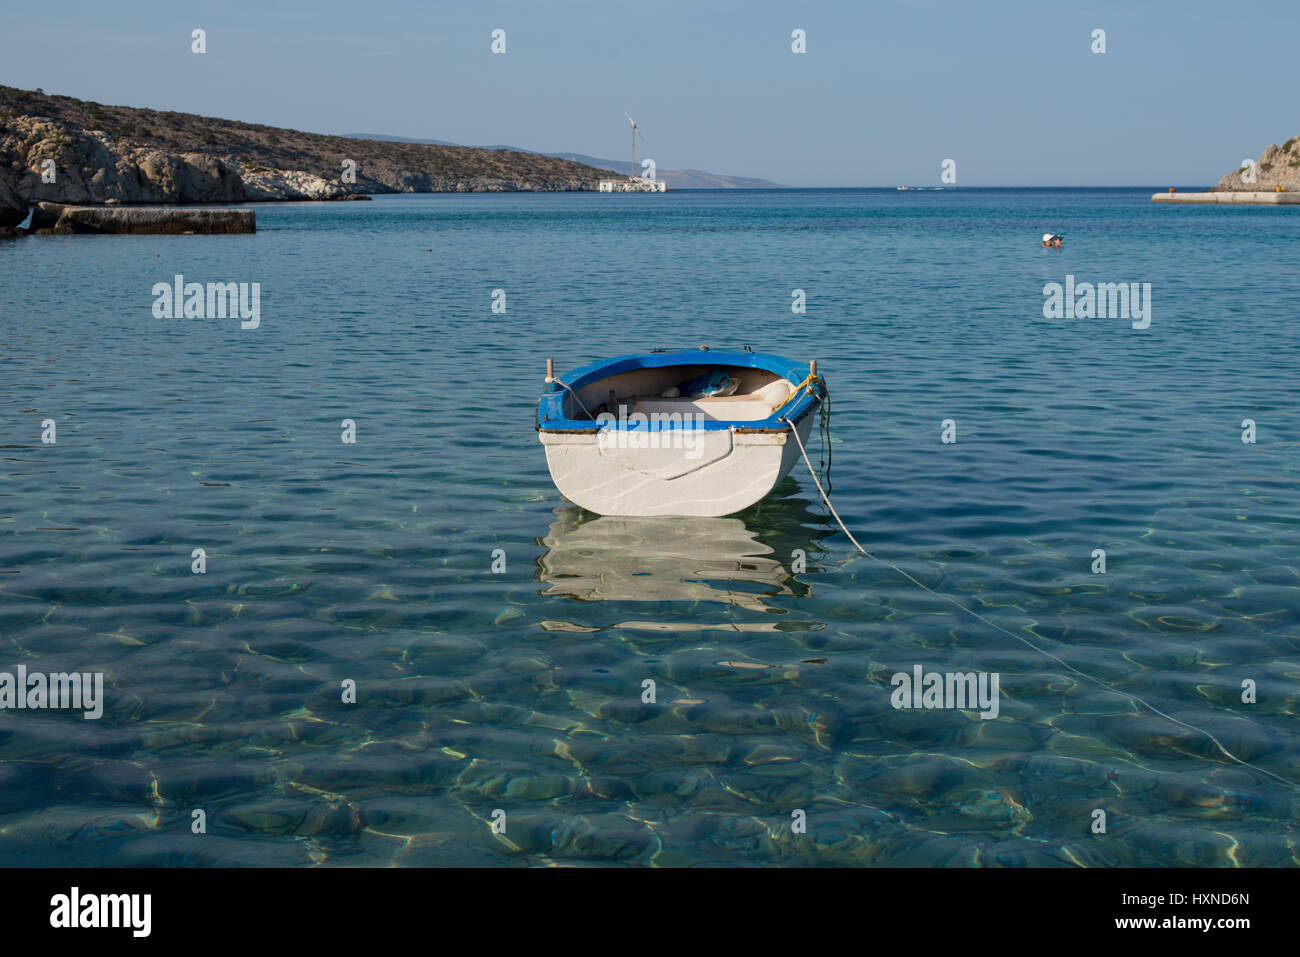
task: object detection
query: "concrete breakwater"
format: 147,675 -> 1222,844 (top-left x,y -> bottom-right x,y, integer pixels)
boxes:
26,202 -> 255,234
1155,132 -> 1300,205
1151,191 -> 1299,205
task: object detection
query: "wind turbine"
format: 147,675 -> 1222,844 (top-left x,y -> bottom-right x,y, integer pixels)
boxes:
625,111 -> 643,180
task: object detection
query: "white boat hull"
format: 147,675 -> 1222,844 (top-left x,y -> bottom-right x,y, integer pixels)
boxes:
539,415 -> 814,517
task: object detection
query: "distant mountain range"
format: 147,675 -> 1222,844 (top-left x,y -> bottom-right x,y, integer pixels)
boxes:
343,134 -> 785,189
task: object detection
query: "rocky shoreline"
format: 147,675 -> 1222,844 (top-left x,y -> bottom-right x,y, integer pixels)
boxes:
1210,134 -> 1300,193
0,84 -> 618,234
1149,134 -> 1300,206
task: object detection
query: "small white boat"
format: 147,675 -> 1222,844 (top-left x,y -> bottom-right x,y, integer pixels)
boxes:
536,349 -> 825,517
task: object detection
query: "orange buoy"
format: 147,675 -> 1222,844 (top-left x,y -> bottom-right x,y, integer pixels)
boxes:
1169,187 -> 1176,193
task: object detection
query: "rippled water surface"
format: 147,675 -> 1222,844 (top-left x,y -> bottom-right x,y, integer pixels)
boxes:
1,188 -> 1297,866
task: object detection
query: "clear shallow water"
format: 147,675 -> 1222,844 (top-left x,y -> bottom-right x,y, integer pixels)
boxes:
0,188 -> 1297,866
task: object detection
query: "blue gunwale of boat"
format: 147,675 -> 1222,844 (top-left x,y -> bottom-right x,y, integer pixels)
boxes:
536,349 -> 824,433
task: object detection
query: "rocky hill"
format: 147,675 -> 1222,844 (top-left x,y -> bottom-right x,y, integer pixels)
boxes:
0,85 -> 619,227
1212,135 -> 1300,191
347,134 -> 785,189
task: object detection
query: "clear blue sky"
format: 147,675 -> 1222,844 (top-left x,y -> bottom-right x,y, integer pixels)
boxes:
3,0 -> 1295,186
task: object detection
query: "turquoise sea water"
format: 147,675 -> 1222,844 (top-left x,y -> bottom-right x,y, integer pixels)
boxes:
0,188 -> 1297,866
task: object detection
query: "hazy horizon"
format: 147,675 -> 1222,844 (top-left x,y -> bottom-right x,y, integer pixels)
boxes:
4,0 -> 1294,187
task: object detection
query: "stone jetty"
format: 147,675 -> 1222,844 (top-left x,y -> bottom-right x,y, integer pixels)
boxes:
1154,133 -> 1300,204
1152,190 -> 1299,205
26,202 -> 255,234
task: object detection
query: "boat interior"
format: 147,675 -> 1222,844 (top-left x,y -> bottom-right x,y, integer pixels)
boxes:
568,364 -> 796,423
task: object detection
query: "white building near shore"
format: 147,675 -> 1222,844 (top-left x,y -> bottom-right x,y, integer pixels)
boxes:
598,177 -> 667,193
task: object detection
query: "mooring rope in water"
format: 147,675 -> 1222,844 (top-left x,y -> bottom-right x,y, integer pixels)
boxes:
817,385 -> 832,494
780,413 -> 1297,790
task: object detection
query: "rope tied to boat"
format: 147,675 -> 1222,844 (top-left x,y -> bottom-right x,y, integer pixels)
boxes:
778,370 -> 832,491
774,370 -> 818,414
779,411 -> 1297,790
546,375 -> 598,421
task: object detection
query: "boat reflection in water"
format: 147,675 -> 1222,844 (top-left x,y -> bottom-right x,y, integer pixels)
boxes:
535,502 -> 819,618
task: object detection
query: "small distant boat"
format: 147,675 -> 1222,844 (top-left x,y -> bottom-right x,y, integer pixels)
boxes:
537,349 -> 826,517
